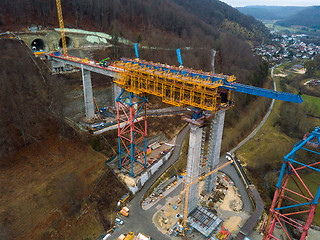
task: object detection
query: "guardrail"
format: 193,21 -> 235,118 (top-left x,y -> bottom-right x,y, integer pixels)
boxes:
232,156 -> 264,240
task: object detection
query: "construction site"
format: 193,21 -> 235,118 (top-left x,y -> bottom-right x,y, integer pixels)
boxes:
14,27 -> 320,240
45,2 -> 320,239
2,1 -> 320,240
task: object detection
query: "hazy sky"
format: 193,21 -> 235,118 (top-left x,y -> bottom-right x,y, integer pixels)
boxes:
220,0 -> 319,7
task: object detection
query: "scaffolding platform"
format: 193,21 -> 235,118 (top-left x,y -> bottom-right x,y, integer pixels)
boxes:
187,206 -> 222,237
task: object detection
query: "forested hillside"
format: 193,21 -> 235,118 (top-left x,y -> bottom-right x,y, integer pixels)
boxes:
237,6 -> 306,20
276,6 -> 320,29
0,0 -> 269,46
0,39 -> 66,160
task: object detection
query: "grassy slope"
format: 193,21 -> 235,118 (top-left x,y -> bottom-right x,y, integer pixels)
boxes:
0,135 -> 107,240
236,64 -> 320,225
303,94 -> 320,117
286,173 -> 320,226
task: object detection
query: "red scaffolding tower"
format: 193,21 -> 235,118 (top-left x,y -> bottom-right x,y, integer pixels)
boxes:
263,127 -> 320,240
117,89 -> 147,176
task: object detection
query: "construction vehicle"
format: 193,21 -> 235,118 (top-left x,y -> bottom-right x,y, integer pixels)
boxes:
180,160 -> 232,235
120,206 -> 129,217
118,234 -> 126,240
99,57 -> 110,67
117,234 -> 126,240
123,232 -> 135,240
216,227 -> 230,240
136,233 -> 151,240
120,193 -> 130,203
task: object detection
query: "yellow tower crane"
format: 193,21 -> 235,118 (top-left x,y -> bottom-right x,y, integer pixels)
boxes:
180,160 -> 232,235
55,0 -> 68,56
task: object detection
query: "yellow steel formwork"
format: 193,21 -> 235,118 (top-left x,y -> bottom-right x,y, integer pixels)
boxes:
113,61 -> 234,113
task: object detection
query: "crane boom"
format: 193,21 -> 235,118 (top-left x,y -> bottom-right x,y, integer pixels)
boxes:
55,0 -> 67,56
182,160 -> 232,231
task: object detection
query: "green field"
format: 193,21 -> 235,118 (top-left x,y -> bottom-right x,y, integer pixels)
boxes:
286,172 -> 320,226
237,64 -> 320,213
262,20 -> 320,35
262,20 -> 277,30
302,94 -> 320,117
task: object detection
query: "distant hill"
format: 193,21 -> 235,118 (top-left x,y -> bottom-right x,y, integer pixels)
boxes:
237,6 -> 306,20
0,0 -> 269,45
276,6 -> 320,29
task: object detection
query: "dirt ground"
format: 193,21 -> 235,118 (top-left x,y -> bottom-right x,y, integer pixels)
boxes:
273,73 -> 287,77
152,195 -> 182,235
0,134 -> 122,240
152,172 -> 250,238
216,184 -> 242,212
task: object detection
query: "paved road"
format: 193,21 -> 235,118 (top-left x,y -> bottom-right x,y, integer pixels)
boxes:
221,66 -> 277,218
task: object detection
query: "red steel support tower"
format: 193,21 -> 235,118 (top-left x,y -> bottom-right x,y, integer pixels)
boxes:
263,127 -> 320,240
117,89 -> 147,176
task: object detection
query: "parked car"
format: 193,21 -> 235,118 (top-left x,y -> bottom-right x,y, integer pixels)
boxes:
102,233 -> 111,240
115,217 -> 124,225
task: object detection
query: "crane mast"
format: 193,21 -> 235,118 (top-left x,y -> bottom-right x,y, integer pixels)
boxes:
182,160 -> 232,233
55,0 -> 67,56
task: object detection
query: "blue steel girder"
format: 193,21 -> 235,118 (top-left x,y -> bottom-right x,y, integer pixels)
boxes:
221,83 -> 303,103
121,58 -> 303,104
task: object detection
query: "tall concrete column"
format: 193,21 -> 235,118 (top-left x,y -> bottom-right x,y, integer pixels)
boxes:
204,109 -> 226,193
184,124 -> 203,215
81,66 -> 95,119
113,84 -> 122,108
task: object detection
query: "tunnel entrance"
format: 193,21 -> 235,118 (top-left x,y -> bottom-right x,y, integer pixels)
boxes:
31,39 -> 45,51
59,36 -> 73,48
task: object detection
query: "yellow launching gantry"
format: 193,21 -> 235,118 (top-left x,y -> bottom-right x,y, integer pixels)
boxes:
113,58 -> 236,114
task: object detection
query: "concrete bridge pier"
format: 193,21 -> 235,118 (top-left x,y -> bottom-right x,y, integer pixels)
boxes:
204,109 -> 226,193
184,124 -> 203,215
81,66 -> 95,119
113,84 -> 122,108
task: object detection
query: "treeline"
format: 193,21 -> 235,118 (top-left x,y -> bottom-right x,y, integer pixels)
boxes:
0,0 -> 269,47
306,54 -> 320,78
276,6 -> 320,29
